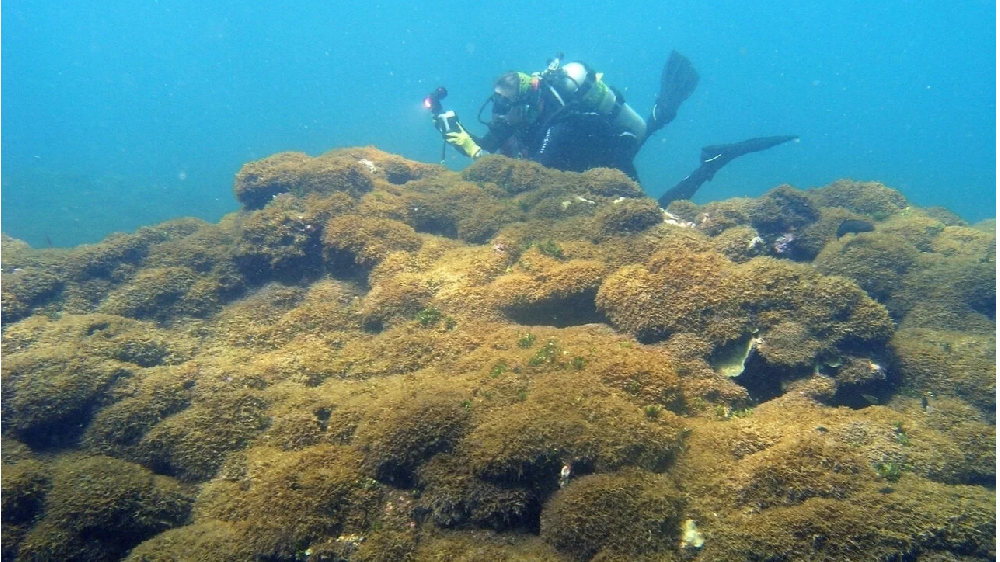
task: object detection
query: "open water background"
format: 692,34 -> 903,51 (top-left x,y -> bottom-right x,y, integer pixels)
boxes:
2,0 -> 995,248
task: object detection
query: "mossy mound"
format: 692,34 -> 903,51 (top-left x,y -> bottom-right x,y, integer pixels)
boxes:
596,242 -> 894,361
461,372 -> 684,480
809,179 -> 909,219
323,214 -> 424,267
1,148 -> 994,561
0,266 -> 64,324
594,197 -> 664,236
124,520 -> 258,562
1,458 -> 50,560
188,444 -> 379,559
136,388 -> 271,482
540,468 -> 684,560
2,344 -> 135,448
233,146 -> 438,210
15,455 -> 192,562
889,328 -> 996,419
749,184 -> 821,236
484,249 -> 609,327
674,394 -> 995,561
353,385 -> 473,486
814,232 -> 921,302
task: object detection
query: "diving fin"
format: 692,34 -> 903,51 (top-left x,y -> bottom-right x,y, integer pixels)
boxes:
699,135 -> 798,166
658,135 -> 799,207
645,51 -> 700,140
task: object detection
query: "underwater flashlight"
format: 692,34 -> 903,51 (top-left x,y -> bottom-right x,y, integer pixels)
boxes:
424,86 -> 448,115
425,86 -> 458,135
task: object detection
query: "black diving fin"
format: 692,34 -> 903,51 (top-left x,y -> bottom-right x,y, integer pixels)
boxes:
658,135 -> 799,207
644,50 -> 700,141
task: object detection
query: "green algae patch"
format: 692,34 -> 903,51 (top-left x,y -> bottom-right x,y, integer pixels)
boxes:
0,148 -> 995,561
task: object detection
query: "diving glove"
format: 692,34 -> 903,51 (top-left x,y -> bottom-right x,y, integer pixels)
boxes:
445,124 -> 483,159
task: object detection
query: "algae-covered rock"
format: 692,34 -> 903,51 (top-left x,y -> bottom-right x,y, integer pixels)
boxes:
810,179 -> 909,219
749,184 -> 821,236
889,328 -> 996,418
233,147 -> 433,210
0,266 -> 64,325
125,520 -> 257,562
1,313 -> 198,367
137,389 -> 270,482
232,194 -> 329,282
593,197 -> 664,237
462,372 -> 684,479
673,395 -> 996,561
540,468 -> 684,560
463,154 -> 561,195
353,386 -> 472,485
814,232 -> 920,303
400,174 -> 523,242
17,455 -> 193,562
323,214 -> 423,267
484,248 -> 608,327
710,224 -> 768,263
2,345 -> 134,448
1,147 -> 993,561
731,433 -> 869,509
191,444 -> 378,558
1,458 -> 50,560
596,243 -> 893,353
82,362 -> 198,460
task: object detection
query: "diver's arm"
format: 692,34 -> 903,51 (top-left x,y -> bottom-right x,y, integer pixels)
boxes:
472,123 -> 514,154
443,121 -> 515,159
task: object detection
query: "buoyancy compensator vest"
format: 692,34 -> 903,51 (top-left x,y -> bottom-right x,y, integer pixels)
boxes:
539,57 -> 647,140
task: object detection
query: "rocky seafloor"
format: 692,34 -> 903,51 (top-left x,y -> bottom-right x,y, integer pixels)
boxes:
1,147 -> 995,562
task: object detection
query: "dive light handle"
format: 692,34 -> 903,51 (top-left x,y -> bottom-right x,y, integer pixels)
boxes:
435,110 -> 460,135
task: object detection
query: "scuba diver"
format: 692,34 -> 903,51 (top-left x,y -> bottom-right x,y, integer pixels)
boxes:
428,51 -> 796,206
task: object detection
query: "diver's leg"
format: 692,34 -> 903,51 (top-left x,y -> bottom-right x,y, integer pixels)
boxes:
658,166 -> 712,207
658,135 -> 798,206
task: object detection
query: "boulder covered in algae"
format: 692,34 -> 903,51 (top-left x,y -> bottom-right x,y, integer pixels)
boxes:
1,148 -> 994,561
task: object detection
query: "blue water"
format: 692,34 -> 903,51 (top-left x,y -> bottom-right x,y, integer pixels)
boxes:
3,0 -> 995,248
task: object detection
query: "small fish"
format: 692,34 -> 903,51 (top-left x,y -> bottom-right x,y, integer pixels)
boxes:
836,219 -> 875,238
861,393 -> 879,405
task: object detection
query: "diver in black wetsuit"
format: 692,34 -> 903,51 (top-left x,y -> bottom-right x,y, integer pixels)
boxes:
432,52 -> 796,203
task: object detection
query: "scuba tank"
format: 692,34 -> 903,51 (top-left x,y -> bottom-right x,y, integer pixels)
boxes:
544,59 -> 647,140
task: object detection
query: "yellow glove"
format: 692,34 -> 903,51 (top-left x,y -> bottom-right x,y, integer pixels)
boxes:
445,124 -> 483,159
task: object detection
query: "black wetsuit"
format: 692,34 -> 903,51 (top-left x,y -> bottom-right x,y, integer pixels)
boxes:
472,89 -> 642,181
465,62 -> 796,204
